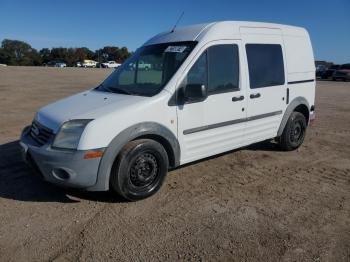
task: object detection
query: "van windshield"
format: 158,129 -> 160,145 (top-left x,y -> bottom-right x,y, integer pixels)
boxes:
97,41 -> 197,96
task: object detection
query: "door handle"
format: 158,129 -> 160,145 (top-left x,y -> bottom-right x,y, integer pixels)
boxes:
232,95 -> 244,102
250,93 -> 261,99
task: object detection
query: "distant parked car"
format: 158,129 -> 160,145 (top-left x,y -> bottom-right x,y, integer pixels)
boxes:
316,65 -> 327,78
82,60 -> 97,68
101,61 -> 121,68
0,63 -> 7,66
321,65 -> 340,79
45,61 -> 57,67
76,62 -> 82,67
55,62 -> 67,68
128,60 -> 152,71
332,64 -> 350,81
138,60 -> 152,70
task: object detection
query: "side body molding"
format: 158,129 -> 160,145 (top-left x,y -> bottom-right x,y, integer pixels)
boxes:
277,96 -> 310,137
88,122 -> 180,191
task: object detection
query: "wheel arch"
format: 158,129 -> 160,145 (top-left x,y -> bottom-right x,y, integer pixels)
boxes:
294,104 -> 310,124
277,97 -> 310,137
88,122 -> 180,191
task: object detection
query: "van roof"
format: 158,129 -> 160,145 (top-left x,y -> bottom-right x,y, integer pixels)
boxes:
144,21 -> 309,46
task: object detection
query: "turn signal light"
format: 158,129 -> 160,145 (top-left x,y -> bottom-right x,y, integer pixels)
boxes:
83,151 -> 104,159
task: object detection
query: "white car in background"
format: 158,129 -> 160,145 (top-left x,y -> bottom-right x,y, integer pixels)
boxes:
82,60 -> 97,68
101,61 -> 121,68
137,60 -> 152,70
0,63 -> 7,67
54,62 -> 66,68
128,60 -> 152,71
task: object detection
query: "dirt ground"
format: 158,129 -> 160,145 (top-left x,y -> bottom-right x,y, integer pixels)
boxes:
0,66 -> 349,262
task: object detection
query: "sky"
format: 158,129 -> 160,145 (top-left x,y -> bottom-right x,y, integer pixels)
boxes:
0,0 -> 349,64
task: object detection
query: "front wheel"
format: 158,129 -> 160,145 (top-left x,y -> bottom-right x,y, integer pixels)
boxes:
278,112 -> 307,151
110,139 -> 169,201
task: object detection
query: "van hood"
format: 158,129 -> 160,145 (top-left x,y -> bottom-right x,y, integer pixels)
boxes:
35,89 -> 146,133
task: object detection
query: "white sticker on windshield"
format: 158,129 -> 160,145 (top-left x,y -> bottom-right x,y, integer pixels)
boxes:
165,46 -> 187,53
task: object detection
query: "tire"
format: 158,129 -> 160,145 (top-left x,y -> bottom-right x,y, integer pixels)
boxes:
110,139 -> 169,201
279,112 -> 307,151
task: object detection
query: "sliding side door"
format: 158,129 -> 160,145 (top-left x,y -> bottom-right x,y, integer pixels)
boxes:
242,30 -> 287,144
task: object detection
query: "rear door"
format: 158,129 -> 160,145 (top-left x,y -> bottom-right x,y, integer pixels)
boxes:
177,40 -> 247,164
241,29 -> 287,144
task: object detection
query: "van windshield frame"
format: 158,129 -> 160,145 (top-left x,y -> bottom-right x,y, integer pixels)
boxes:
97,41 -> 197,97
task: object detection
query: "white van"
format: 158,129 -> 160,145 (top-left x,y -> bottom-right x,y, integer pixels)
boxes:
20,21 -> 315,201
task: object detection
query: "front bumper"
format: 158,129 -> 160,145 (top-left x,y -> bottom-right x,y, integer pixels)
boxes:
20,126 -> 105,189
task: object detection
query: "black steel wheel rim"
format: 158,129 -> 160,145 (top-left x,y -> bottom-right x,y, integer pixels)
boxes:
129,153 -> 159,188
290,119 -> 304,143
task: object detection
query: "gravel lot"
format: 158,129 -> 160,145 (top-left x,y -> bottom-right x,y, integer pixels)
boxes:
0,66 -> 349,262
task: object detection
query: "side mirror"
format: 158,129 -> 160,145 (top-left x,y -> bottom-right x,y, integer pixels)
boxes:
184,84 -> 208,103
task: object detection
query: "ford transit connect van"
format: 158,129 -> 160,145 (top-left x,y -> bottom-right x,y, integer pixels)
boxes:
20,21 -> 316,201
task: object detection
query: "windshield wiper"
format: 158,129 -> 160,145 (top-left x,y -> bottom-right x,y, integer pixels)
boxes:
99,84 -> 133,95
108,87 -> 133,95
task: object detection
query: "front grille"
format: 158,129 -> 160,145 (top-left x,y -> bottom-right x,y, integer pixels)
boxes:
30,121 -> 54,145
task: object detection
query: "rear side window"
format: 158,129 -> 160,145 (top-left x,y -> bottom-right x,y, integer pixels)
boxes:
208,45 -> 240,94
246,44 -> 285,89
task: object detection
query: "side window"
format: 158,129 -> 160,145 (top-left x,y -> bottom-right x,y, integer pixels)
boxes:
186,51 -> 207,86
246,44 -> 285,89
208,45 -> 240,94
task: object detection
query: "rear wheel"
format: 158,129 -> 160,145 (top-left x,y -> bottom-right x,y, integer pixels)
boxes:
110,139 -> 168,201
279,112 -> 307,151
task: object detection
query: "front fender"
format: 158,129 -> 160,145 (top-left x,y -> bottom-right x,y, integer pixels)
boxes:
87,122 -> 180,191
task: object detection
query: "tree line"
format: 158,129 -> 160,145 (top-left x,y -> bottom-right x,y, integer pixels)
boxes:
0,39 -> 131,66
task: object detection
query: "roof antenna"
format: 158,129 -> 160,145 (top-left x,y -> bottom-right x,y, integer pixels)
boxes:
171,11 -> 184,33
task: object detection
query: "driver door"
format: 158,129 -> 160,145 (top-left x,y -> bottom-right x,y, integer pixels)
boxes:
177,40 -> 247,164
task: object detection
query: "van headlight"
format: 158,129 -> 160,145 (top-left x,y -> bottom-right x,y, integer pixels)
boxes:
53,119 -> 92,150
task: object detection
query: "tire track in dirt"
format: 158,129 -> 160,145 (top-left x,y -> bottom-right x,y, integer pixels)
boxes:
48,203 -> 111,261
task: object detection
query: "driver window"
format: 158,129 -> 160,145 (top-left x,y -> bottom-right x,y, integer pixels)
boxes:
185,45 -> 239,95
186,51 -> 207,87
